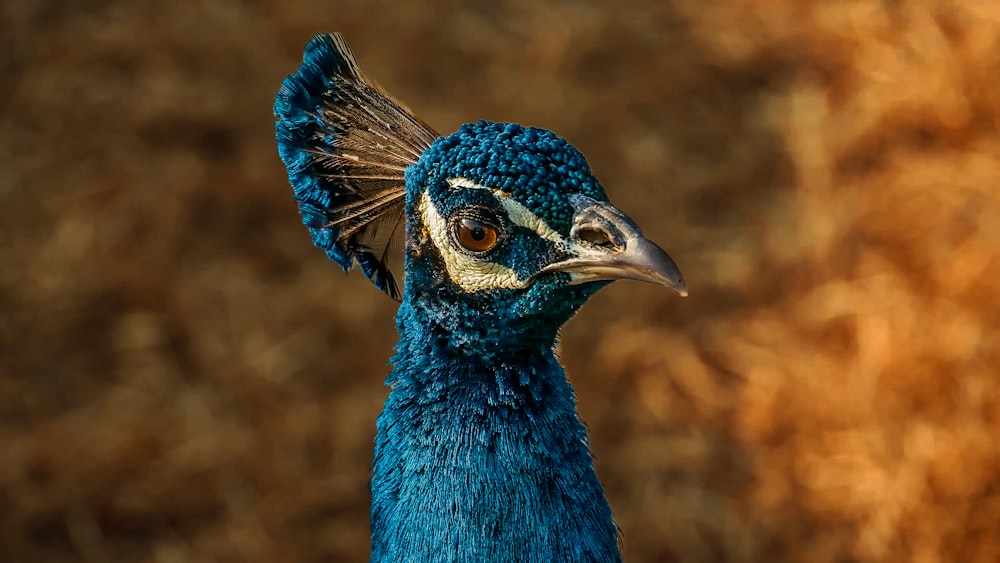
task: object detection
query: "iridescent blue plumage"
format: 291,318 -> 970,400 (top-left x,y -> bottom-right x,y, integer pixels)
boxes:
275,33 -> 686,562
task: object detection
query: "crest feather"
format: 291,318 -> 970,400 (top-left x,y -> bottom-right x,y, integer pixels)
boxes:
274,33 -> 437,300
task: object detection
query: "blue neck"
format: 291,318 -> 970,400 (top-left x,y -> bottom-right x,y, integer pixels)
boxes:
370,298 -> 622,562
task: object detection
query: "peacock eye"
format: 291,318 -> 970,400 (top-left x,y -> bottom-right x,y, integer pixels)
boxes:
455,218 -> 498,252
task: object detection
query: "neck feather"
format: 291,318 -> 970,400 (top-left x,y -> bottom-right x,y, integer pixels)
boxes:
369,300 -> 622,562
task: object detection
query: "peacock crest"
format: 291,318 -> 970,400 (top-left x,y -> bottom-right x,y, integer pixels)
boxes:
275,34 -> 437,299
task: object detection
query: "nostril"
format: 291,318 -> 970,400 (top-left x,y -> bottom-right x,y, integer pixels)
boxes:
577,227 -> 616,249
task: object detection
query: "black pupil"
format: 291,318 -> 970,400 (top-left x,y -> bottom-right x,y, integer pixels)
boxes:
470,225 -> 486,241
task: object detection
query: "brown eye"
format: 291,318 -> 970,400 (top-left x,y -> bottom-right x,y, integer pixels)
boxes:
456,218 -> 498,252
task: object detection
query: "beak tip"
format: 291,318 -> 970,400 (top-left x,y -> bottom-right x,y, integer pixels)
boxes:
668,277 -> 688,297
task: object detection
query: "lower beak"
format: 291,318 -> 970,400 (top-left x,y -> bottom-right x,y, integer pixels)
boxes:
537,196 -> 687,296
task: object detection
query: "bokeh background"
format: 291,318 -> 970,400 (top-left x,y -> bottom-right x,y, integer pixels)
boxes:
2,1 -> 998,561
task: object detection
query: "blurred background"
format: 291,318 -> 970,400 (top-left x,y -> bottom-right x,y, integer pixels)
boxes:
2,1 -> 998,561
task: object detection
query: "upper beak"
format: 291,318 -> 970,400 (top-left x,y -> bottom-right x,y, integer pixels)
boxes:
537,195 -> 687,296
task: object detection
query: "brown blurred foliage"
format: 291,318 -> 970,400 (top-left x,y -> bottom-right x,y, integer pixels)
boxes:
1,1 -> 998,561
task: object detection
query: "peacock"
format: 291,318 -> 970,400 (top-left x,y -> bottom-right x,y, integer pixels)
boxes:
274,33 -> 686,563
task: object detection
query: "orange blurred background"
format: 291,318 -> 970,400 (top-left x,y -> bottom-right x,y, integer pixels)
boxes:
1,1 -> 997,561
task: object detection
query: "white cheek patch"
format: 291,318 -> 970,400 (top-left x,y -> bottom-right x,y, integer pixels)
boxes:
418,192 -> 528,292
447,178 -> 566,247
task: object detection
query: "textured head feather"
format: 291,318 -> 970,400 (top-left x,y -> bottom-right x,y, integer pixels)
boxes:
406,121 -> 609,236
274,33 -> 437,299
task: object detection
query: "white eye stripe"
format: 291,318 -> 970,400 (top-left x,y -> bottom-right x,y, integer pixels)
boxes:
446,178 -> 565,246
418,191 -> 527,292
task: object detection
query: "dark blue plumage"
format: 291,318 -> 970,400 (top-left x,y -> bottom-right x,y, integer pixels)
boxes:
275,34 -> 686,562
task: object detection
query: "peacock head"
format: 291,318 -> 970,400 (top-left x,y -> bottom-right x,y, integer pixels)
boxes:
401,121 -> 685,347
274,34 -> 685,352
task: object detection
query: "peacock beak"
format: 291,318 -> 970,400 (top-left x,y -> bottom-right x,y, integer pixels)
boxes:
537,195 -> 688,296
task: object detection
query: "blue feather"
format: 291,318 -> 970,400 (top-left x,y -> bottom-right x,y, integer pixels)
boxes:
372,306 -> 621,561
